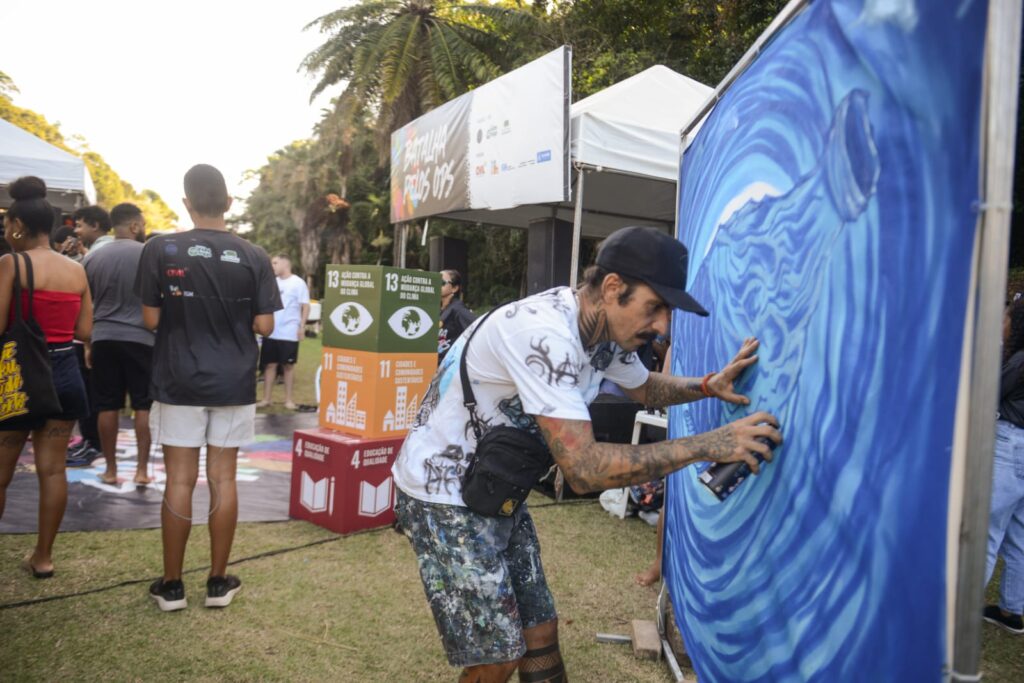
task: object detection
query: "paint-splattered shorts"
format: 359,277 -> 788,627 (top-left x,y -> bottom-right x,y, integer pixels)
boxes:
394,490 -> 558,667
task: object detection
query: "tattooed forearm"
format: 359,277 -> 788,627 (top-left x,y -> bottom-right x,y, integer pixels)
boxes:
536,415 -> 738,493
638,372 -> 707,408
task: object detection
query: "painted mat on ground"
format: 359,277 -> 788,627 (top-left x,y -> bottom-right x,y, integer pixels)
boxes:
664,1 -> 987,681
0,414 -> 315,532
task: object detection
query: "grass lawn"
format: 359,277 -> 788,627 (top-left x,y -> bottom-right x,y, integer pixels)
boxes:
0,499 -> 674,681
3,500 -> 1022,682
982,560 -> 1024,682
4,333 -> 1021,680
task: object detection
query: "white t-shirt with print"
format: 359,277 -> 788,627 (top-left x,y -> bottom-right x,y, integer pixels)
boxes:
392,287 -> 650,506
270,274 -> 310,341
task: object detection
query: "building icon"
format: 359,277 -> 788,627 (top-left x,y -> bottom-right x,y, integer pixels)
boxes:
382,387 -> 421,432
327,380 -> 367,430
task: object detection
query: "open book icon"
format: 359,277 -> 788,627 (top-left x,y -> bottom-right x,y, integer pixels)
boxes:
359,477 -> 393,517
301,472 -> 334,514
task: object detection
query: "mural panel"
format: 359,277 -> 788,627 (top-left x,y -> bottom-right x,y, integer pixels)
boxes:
665,1 -> 989,680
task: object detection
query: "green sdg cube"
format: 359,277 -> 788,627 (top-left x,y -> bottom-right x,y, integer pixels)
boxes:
322,265 -> 441,353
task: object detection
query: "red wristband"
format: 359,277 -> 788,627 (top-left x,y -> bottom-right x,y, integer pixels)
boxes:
700,372 -> 715,398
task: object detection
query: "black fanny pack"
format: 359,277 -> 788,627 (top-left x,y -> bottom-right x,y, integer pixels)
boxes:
459,305 -> 553,517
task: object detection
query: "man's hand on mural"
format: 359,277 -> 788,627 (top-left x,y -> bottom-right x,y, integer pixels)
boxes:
694,411 -> 782,474
707,337 -> 760,405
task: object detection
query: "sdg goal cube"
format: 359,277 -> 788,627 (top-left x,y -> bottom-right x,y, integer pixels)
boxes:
289,428 -> 403,534
319,348 -> 436,439
322,265 -> 441,354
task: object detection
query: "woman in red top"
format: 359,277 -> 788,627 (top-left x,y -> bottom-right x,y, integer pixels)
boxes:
0,176 -> 93,578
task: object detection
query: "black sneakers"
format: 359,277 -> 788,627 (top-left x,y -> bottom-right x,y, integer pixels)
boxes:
149,578 -> 187,612
205,575 -> 242,608
149,575 -> 242,610
66,442 -> 101,468
983,604 -> 1024,634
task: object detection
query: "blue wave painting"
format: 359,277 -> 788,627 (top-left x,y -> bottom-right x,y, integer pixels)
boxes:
664,1 -> 988,681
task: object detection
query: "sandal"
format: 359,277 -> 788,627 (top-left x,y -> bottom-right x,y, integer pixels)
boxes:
21,556 -> 54,579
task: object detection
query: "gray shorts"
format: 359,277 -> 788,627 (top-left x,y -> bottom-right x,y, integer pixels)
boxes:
395,490 -> 557,667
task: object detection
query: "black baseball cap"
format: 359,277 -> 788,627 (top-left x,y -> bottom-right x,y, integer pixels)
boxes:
596,226 -> 708,317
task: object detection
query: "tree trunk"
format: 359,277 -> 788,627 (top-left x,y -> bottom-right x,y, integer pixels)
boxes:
295,207 -> 320,296
392,222 -> 403,266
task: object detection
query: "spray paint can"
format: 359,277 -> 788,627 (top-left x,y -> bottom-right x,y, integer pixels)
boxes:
698,437 -> 775,501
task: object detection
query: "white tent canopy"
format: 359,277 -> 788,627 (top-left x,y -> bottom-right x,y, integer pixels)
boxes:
0,118 -> 97,213
437,65 -> 713,239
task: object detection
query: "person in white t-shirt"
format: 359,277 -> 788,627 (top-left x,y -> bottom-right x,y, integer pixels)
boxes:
258,254 -> 310,410
392,226 -> 783,681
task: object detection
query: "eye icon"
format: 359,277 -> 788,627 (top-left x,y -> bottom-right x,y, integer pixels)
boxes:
388,306 -> 432,339
330,302 -> 374,336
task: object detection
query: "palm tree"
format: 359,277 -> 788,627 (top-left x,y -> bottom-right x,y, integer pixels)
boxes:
303,1 -> 541,150
303,1 -> 542,264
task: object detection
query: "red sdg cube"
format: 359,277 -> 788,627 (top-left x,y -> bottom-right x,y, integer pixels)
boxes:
289,428 -> 404,534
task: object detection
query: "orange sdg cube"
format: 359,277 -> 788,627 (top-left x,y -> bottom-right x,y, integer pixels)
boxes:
319,348 -> 437,439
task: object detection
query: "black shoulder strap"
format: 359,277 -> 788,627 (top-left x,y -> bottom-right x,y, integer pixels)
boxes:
9,253 -> 35,323
459,303 -> 508,439
21,253 -> 36,322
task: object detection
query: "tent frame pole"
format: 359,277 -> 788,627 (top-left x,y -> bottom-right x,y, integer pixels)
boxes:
952,0 -> 1022,678
570,167 -> 586,287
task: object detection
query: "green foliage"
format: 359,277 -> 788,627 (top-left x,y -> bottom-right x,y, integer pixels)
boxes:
550,0 -> 786,96
242,0 -> 797,303
262,0 -> 547,287
240,115 -> 390,296
0,70 -> 17,99
421,220 -> 528,306
0,95 -> 178,231
303,0 -> 542,152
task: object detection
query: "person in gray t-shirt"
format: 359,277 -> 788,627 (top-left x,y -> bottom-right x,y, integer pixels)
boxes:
83,203 -> 155,486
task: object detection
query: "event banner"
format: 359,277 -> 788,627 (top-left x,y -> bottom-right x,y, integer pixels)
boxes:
390,46 -> 569,223
663,1 -> 987,682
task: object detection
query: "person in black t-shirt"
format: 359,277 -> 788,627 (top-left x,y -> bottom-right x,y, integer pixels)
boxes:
437,269 -> 476,360
135,164 -> 281,612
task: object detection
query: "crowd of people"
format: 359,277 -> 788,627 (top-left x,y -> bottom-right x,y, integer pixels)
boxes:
0,165 -> 283,610
1,163 -> 1019,682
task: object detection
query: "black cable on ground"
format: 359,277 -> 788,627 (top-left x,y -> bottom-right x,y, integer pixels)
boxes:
0,498 -> 601,610
0,533 -> 343,611
529,498 -> 599,509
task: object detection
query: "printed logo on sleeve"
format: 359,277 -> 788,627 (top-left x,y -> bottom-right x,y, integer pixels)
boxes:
188,245 -> 213,259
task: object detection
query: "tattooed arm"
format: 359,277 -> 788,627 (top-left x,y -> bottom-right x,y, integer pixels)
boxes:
621,372 -> 708,407
623,337 -> 761,408
535,411 -> 782,494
